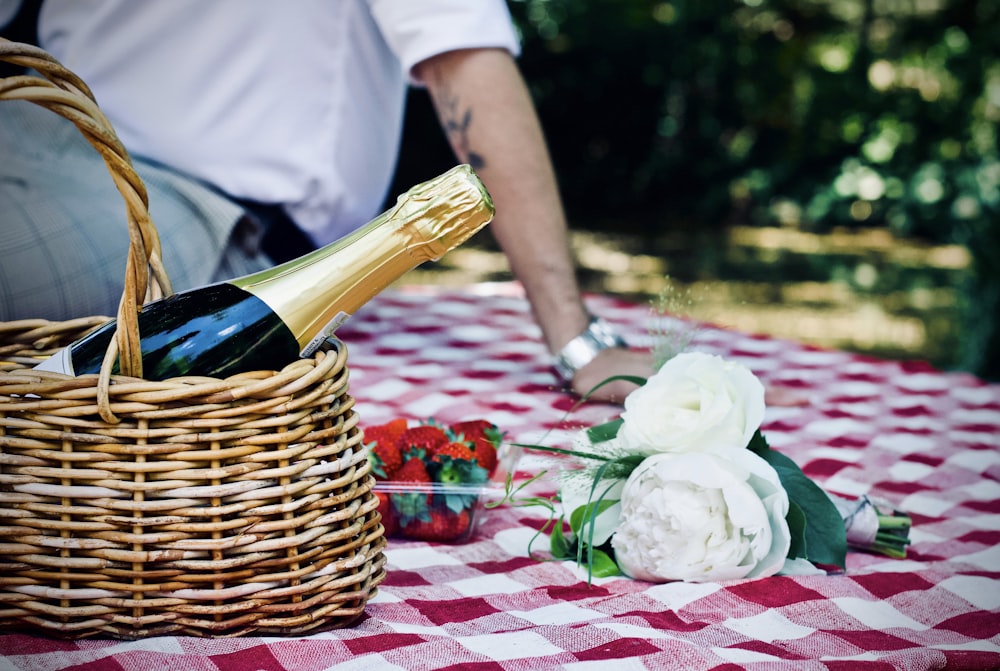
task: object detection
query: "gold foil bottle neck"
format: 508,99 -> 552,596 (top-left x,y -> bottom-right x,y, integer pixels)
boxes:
231,164 -> 495,353
385,164 -> 495,262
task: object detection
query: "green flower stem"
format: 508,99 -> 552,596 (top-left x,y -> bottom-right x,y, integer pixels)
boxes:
876,514 -> 912,530
874,510 -> 911,554
861,509 -> 912,559
511,443 -> 614,462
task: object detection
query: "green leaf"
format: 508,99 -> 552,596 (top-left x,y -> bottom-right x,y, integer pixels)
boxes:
785,499 -> 807,559
391,492 -> 432,526
433,458 -> 489,486
579,374 -> 647,402
746,428 -> 770,455
585,418 -> 623,444
511,442 -> 614,462
587,548 -> 622,578
568,498 -> 619,537
550,518 -> 573,559
759,448 -> 847,569
442,491 -> 477,514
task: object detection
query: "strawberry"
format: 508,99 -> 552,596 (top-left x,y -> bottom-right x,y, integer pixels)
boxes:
370,416 -> 507,542
390,455 -> 432,487
431,440 -> 477,464
449,419 -> 503,475
375,491 -> 398,536
364,418 -> 409,479
396,424 -> 448,459
401,507 -> 472,542
366,418 -> 409,446
389,457 -> 433,526
430,440 -> 488,490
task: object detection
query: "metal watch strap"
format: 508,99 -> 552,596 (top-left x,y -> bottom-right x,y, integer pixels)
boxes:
553,316 -> 628,383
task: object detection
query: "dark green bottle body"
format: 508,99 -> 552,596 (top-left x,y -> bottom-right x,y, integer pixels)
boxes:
69,283 -> 300,379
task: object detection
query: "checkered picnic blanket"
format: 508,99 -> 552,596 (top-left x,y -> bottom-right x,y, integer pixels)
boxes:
1,283 -> 997,670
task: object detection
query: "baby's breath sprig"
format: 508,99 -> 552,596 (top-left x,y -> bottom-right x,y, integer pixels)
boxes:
648,278 -> 702,368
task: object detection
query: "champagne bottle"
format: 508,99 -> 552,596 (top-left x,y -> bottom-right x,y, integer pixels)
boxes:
35,165 -> 494,380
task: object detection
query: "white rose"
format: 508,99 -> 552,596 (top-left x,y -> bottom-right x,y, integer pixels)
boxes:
619,352 -> 765,455
611,449 -> 790,583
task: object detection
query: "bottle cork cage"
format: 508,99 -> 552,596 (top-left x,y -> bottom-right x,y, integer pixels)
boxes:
0,40 -> 385,638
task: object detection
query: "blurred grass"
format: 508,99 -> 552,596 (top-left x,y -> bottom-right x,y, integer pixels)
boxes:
401,225 -> 970,370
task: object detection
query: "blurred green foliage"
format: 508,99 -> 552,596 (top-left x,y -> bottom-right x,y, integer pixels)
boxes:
509,0 -> 997,235
395,1 -> 1000,380
508,0 -> 999,377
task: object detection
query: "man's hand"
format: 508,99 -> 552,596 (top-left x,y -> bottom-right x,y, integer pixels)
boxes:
570,347 -> 655,404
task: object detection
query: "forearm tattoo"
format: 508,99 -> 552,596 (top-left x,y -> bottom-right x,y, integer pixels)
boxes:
438,86 -> 486,170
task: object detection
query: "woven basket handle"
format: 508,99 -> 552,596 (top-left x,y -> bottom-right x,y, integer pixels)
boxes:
0,38 -> 172,387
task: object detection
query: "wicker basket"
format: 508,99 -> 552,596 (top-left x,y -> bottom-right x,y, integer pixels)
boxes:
0,39 -> 386,639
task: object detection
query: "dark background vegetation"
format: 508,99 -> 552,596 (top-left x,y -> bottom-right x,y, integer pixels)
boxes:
391,0 -> 999,381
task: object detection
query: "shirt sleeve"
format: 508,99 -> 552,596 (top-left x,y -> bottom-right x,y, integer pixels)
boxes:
366,0 -> 522,84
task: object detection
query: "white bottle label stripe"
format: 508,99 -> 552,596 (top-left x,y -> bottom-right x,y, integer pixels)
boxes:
300,311 -> 351,358
33,347 -> 76,375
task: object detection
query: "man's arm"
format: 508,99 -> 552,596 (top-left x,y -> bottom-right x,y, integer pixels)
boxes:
413,48 -> 652,402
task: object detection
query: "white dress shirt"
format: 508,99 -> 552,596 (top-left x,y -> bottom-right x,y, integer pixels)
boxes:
37,0 -> 520,244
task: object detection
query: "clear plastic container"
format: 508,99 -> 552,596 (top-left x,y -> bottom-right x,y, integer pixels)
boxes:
374,443 -> 521,543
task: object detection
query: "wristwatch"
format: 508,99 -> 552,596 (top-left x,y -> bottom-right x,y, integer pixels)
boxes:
553,316 -> 628,384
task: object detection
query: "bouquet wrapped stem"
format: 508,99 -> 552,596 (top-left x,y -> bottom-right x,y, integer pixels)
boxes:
830,493 -> 912,559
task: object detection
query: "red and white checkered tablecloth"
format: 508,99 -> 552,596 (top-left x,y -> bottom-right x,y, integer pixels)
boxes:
1,282 -> 998,670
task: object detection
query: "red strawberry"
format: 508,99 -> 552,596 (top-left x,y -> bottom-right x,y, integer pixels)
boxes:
401,508 -> 472,542
396,424 -> 448,459
370,441 -> 403,480
366,418 -> 409,445
430,441 -> 488,487
389,457 -> 433,526
375,491 -> 398,537
392,456 -> 432,486
449,419 -> 502,475
431,441 -> 477,464
364,418 -> 409,479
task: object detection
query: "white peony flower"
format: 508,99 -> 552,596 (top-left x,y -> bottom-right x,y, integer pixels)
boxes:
619,351 -> 765,455
611,449 -> 790,583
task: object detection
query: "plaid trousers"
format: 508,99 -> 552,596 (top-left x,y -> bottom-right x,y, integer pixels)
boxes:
0,98 -> 273,321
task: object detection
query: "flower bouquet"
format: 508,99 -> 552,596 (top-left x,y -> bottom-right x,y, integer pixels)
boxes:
501,351 -> 911,582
